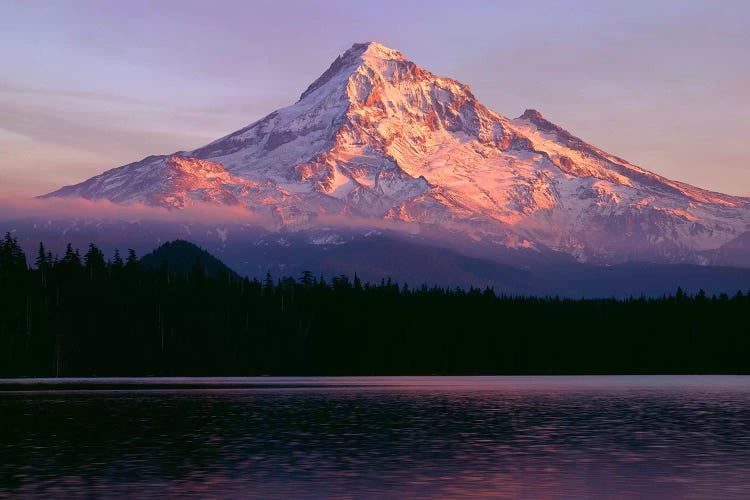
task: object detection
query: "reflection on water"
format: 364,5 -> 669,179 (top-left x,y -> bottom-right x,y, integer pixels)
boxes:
2,376 -> 750,498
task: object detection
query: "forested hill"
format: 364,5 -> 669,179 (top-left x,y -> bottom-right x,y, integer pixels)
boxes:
140,240 -> 240,280
1,232 -> 749,377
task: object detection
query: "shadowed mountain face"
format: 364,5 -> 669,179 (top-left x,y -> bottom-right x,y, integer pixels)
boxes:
43,42 -> 750,266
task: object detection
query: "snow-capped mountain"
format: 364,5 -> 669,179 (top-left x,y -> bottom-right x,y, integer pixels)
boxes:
43,41 -> 750,264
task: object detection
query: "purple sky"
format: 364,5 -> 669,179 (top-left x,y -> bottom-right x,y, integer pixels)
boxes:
1,0 -> 748,197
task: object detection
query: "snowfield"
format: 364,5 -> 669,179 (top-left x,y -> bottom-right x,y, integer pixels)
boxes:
43,42 -> 750,265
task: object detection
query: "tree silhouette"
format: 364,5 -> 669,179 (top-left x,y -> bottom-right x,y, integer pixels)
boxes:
0,236 -> 749,377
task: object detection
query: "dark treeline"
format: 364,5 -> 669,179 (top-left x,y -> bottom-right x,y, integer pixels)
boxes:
1,233 -> 750,376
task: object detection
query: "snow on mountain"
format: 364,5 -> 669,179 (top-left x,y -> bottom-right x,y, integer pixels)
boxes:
42,42 -> 750,264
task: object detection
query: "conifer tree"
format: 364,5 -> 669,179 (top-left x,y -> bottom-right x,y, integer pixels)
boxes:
125,249 -> 138,269
113,249 -> 123,267
84,244 -> 106,278
35,242 -> 47,269
61,243 -> 80,267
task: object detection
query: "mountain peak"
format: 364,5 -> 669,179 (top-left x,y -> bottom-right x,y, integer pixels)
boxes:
345,41 -> 408,62
519,109 -> 545,121
299,42 -> 410,100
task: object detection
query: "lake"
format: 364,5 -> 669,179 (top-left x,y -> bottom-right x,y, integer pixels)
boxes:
2,376 -> 750,498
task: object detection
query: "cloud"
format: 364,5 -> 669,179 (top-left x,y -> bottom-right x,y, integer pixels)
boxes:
0,82 -> 164,108
0,196 -> 432,240
0,196 -> 419,231
0,196 -> 272,226
0,98 -> 210,156
312,213 -> 421,235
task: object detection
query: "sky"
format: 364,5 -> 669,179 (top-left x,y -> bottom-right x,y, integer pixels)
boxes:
1,0 -> 748,198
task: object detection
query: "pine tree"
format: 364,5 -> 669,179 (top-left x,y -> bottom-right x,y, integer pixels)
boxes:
35,242 -> 47,269
84,244 -> 106,278
300,270 -> 314,287
263,272 -> 274,296
0,233 -> 27,277
36,242 -> 48,287
112,249 -> 124,270
61,243 -> 80,267
125,249 -> 138,268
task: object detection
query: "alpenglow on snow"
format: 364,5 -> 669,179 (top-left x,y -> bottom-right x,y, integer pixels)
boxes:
44,42 -> 750,264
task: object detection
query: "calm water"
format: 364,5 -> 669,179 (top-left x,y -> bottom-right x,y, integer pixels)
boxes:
2,376 -> 750,498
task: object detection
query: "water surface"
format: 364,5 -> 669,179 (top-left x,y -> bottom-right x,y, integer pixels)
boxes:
2,376 -> 750,498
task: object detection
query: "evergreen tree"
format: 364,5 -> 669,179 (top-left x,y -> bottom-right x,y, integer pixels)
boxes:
84,244 -> 106,278
35,242 -> 49,287
61,243 -> 81,268
0,232 -> 26,274
112,249 -> 124,269
300,270 -> 314,288
125,249 -> 139,270
35,242 -> 47,269
2,234 -> 750,378
263,272 -> 274,296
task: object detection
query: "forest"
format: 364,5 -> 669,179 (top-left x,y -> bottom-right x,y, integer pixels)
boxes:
1,233 -> 749,377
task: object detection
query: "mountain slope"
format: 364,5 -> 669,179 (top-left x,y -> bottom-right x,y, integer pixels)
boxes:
43,42 -> 750,264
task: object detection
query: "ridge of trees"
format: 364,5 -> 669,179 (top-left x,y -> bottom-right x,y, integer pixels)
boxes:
1,233 -> 749,376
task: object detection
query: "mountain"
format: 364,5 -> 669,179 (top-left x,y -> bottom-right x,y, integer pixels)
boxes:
140,240 -> 240,280
42,41 -> 750,266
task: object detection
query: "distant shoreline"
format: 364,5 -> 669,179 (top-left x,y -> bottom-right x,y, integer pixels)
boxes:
3,374 -> 750,392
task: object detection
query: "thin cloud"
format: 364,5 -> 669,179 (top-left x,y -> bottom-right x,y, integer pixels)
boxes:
313,213 -> 421,235
0,82 -> 164,108
0,197 -> 272,226
0,99 -> 211,157
0,196 -> 428,237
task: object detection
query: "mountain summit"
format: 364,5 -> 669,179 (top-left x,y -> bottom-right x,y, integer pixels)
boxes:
43,42 -> 750,264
